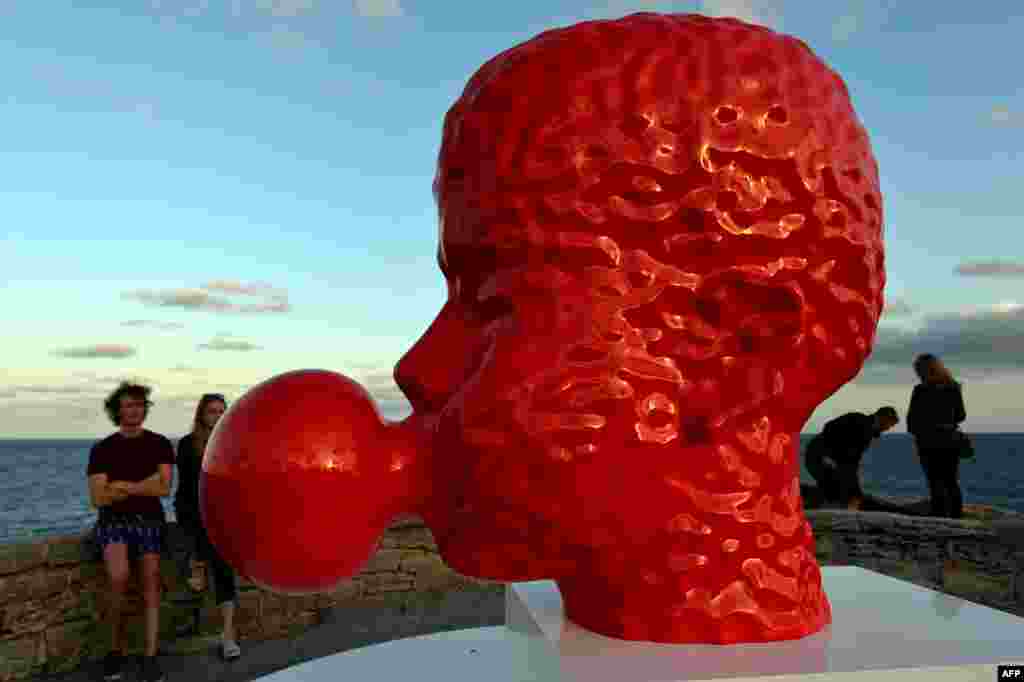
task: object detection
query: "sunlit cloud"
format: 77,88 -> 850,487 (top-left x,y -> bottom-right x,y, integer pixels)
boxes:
353,0 -> 403,18
52,344 -> 137,359
123,280 -> 291,314
955,260 -> 1024,277
121,320 -> 185,330
11,385 -> 94,395
201,279 -> 289,301
169,364 -> 207,374
197,336 -> 263,352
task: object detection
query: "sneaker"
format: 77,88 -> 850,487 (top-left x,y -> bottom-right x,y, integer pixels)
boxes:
139,656 -> 165,682
101,652 -> 124,681
221,638 -> 241,661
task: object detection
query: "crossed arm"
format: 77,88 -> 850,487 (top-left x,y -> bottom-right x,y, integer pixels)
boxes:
88,464 -> 174,509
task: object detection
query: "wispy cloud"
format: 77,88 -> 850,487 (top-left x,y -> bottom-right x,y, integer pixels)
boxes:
259,0 -> 318,18
353,0 -> 404,18
11,385 -> 94,395
52,344 -> 137,359
121,319 -> 185,330
882,297 -> 915,318
989,105 -> 1024,127
169,364 -> 207,374
698,0 -> 777,28
201,279 -> 289,301
857,301 -> 1024,384
31,62 -> 161,123
197,336 -> 264,352
955,260 -> 1024,277
356,367 -> 406,403
123,280 -> 291,314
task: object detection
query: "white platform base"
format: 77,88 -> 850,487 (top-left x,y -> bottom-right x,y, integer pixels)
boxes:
508,566 -> 1024,681
258,567 -> 1024,682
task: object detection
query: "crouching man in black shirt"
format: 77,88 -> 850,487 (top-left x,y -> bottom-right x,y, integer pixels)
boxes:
805,407 -> 900,510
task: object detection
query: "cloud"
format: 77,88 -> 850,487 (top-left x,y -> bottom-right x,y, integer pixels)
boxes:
197,337 -> 264,352
856,301 -> 1024,384
31,62 -> 162,123
123,280 -> 291,314
52,344 -> 137,359
356,368 -> 406,403
698,0 -> 777,28
828,3 -> 891,44
881,297 -> 915,318
259,25 -> 323,54
989,105 -> 1024,127
955,260 -> 1024,277
121,319 -> 185,330
169,364 -> 207,374
830,13 -> 859,42
259,0 -> 317,17
11,385 -> 94,395
201,279 -> 289,302
353,0 -> 403,18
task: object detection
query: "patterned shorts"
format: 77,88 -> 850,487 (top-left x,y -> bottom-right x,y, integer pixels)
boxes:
95,519 -> 165,557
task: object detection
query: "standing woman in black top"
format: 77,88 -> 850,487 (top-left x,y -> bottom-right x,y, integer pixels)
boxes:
174,393 -> 242,660
907,354 -> 968,519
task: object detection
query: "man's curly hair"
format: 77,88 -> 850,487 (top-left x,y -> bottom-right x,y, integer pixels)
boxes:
103,381 -> 153,426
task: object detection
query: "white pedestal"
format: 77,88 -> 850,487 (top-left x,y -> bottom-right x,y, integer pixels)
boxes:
507,566 -> 1024,681
254,626 -> 557,681
258,566 -> 1024,682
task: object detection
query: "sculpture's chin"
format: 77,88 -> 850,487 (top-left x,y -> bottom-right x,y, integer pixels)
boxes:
430,514 -> 554,582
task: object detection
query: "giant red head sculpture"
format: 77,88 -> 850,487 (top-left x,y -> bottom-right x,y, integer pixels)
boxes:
201,12 -> 885,645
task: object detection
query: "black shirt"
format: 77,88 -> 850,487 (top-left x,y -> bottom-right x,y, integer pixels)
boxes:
173,432 -> 204,530
87,430 -> 175,519
819,412 -> 879,465
907,382 -> 966,438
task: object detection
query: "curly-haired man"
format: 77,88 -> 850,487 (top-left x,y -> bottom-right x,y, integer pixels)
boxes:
87,382 -> 174,682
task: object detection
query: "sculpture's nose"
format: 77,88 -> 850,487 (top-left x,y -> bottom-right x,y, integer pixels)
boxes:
394,301 -> 478,415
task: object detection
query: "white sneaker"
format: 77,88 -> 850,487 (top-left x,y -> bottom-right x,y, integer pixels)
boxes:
221,639 -> 241,661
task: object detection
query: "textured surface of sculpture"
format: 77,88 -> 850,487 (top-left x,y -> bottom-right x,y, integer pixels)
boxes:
201,12 -> 886,644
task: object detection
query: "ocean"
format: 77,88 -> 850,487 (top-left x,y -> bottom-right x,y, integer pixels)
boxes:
1,434 -> 1022,545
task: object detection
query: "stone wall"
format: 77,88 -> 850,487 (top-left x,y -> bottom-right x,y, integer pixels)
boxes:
3,512 -> 1024,681
807,509 -> 1024,613
0,515 -> 484,682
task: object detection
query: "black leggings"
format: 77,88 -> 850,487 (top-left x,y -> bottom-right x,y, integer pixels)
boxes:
918,448 -> 963,519
185,523 -> 238,606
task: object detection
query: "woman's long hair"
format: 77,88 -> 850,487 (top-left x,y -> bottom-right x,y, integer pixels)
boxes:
190,393 -> 227,457
913,354 -> 954,385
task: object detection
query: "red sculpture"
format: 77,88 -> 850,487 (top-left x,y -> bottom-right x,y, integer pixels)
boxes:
201,12 -> 885,644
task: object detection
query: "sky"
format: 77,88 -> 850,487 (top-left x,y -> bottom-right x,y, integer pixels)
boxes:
2,0 -> 1022,438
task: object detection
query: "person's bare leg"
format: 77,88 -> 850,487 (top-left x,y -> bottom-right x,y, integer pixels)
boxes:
140,553 -> 162,657
221,602 -> 236,641
103,544 -> 130,653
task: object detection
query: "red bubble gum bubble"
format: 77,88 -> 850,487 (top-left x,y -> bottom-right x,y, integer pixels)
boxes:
199,369 -> 430,594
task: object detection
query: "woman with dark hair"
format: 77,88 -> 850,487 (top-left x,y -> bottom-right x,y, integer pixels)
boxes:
907,354 -> 968,519
173,393 -> 242,660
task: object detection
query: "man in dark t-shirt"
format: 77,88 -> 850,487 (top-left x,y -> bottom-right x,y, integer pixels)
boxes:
804,406 -> 899,510
86,382 -> 174,682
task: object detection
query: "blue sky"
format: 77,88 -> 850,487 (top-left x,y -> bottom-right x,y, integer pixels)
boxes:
2,0 -> 1022,438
